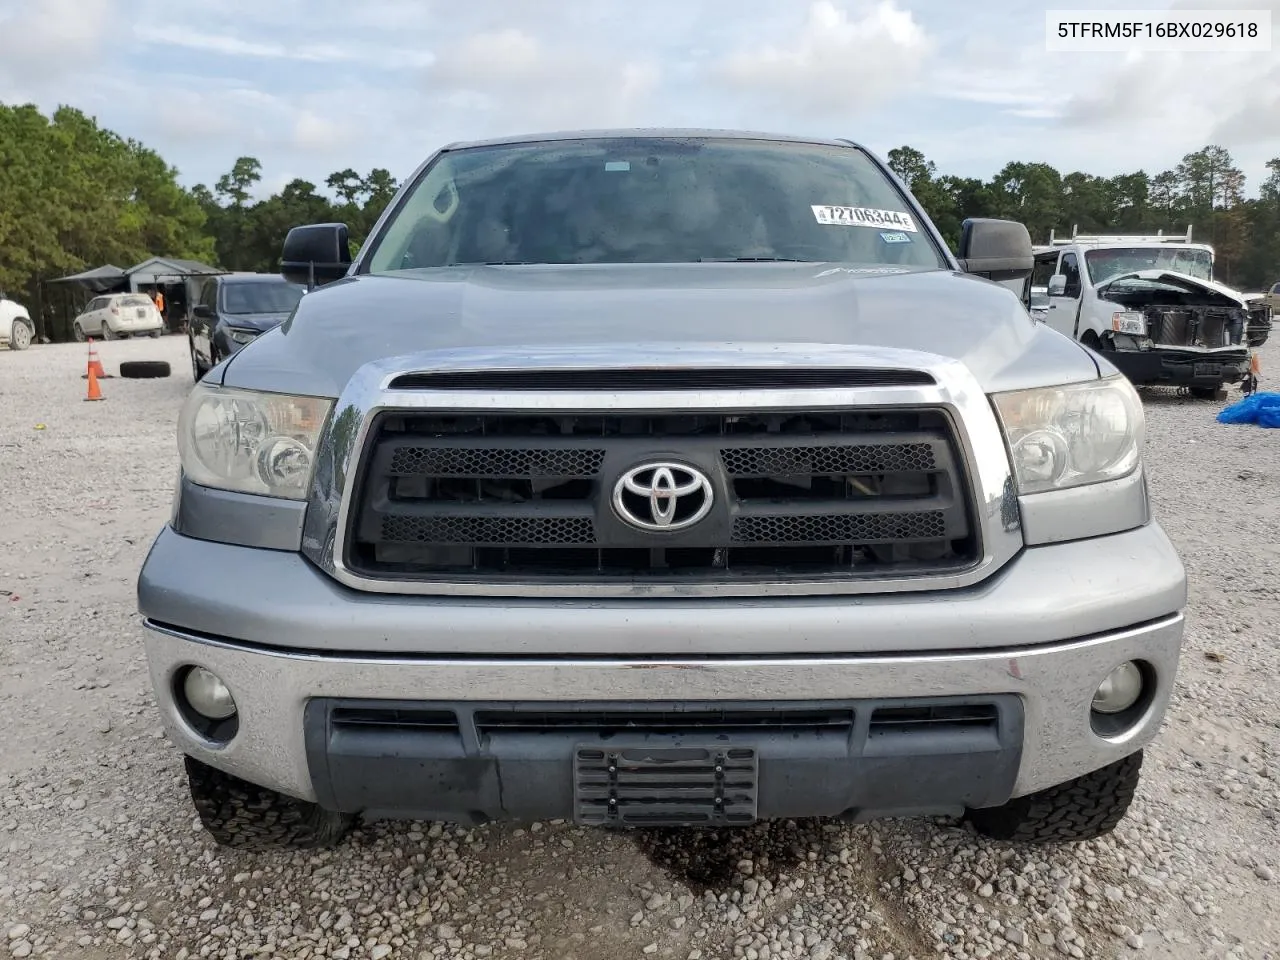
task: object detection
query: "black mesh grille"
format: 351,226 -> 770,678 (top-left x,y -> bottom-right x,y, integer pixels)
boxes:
389,446 -> 604,478
344,402 -> 977,584
721,443 -> 936,476
732,510 -> 947,545
380,514 -> 595,545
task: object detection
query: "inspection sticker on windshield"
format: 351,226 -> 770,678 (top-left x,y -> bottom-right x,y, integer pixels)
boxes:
812,205 -> 918,231
880,231 -> 912,243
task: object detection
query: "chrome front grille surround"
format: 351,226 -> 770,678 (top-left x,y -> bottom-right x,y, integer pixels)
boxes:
299,343 -> 1023,598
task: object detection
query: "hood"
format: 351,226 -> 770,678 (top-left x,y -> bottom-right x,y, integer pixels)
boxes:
221,311 -> 292,332
1099,269 -> 1249,307
220,262 -> 1100,398
0,298 -> 30,319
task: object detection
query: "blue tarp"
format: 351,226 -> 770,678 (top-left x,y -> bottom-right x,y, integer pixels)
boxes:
1217,392 -> 1280,428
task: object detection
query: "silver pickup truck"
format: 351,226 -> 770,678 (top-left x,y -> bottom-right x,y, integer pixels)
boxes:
136,129 -> 1186,851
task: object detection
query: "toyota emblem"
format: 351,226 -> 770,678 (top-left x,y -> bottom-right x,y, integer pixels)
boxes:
611,462 -> 714,532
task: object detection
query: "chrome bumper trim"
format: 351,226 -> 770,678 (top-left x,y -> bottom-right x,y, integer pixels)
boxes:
144,612 -> 1183,806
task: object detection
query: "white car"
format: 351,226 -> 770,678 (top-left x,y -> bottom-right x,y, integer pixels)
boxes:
72,293 -> 164,341
0,293 -> 34,351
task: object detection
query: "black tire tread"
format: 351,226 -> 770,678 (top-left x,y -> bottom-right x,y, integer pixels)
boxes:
119,359 -> 172,379
184,756 -> 352,850
967,751 -> 1143,844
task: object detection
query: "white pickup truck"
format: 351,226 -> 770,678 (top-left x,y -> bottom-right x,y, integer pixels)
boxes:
0,292 -> 34,351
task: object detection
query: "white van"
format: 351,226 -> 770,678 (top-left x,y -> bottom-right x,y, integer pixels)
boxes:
1027,228 -> 1258,398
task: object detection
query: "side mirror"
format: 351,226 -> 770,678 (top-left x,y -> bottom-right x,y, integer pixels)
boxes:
1047,274 -> 1067,297
281,223 -> 352,288
193,304 -> 213,320
956,218 -> 1033,282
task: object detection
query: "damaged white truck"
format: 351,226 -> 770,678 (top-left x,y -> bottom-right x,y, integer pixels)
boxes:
1029,228 -> 1267,398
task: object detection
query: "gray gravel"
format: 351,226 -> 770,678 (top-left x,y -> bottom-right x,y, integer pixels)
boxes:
1,335 -> 1277,960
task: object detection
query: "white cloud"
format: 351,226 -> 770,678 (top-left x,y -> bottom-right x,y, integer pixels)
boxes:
131,24 -> 435,68
5,0 -> 1280,198
292,111 -> 347,151
132,26 -> 351,63
423,27 -> 662,131
920,5 -> 1280,187
715,1 -> 933,114
0,0 -> 114,85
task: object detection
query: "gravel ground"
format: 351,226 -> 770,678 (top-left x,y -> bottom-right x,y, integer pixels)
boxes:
1,335 -> 1277,960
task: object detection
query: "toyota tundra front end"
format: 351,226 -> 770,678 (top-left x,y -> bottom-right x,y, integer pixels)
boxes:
137,129 -> 1186,850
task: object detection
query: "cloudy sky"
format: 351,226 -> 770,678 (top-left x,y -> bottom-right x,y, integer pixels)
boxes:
1,0 -> 1278,199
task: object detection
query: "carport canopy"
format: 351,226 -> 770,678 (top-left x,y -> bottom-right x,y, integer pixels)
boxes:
47,264 -> 129,293
125,257 -> 226,286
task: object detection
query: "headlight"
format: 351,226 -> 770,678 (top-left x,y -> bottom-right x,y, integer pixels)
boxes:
226,327 -> 259,345
177,383 -> 333,499
1111,311 -> 1146,336
991,376 -> 1144,495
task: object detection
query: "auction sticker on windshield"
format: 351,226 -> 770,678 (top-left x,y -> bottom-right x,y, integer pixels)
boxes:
812,206 -> 918,231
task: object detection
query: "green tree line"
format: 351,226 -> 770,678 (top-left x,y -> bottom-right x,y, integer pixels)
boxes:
3,102 -> 1279,328
886,144 -> 1280,287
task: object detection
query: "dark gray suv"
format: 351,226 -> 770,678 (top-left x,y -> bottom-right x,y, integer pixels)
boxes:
188,272 -> 305,379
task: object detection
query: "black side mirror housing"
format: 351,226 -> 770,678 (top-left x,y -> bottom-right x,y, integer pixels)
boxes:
192,304 -> 213,320
281,223 -> 352,287
956,218 -> 1033,282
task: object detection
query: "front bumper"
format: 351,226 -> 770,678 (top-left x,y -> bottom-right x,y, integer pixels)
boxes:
1105,344 -> 1250,387
140,522 -> 1186,823
145,617 -> 1182,821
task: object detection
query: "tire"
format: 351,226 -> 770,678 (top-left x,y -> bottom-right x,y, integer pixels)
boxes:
184,756 -> 353,850
101,320 -> 115,341
72,322 -> 86,343
149,331 -> 161,339
119,360 -> 171,379
1189,386 -> 1222,400
967,751 -> 1143,844
9,320 -> 33,351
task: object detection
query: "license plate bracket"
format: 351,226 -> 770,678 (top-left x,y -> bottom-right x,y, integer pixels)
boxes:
1193,362 -> 1223,378
573,744 -> 758,827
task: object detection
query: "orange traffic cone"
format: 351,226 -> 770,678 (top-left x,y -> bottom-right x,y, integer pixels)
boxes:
85,362 -> 104,402
82,339 -> 109,380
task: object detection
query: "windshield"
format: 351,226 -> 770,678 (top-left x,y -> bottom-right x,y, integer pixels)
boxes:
1085,247 -> 1214,285
363,137 -> 946,271
222,281 -> 305,315
120,295 -> 152,307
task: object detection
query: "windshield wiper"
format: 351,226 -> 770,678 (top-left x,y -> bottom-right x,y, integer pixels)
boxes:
451,257 -> 820,265
696,256 -> 817,263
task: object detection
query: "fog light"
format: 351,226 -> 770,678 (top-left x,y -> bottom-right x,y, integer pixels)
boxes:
183,667 -> 237,720
1092,661 -> 1144,715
